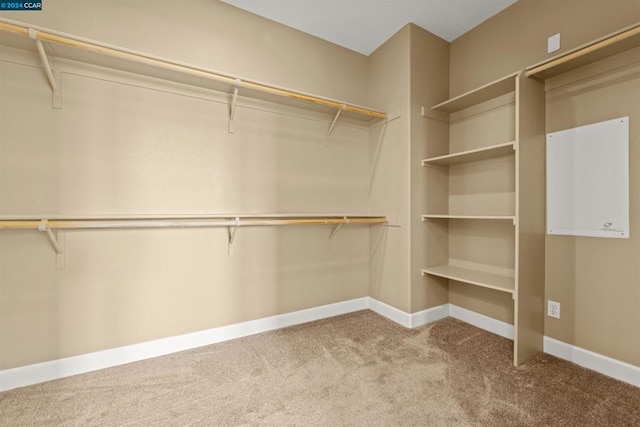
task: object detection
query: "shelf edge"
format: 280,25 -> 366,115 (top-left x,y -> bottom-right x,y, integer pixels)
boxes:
421,267 -> 515,294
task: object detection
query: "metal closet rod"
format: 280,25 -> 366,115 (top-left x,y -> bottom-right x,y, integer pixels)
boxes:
0,19 -> 386,120
0,216 -> 388,230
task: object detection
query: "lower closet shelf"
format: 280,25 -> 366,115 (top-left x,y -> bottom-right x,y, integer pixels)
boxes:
421,265 -> 515,294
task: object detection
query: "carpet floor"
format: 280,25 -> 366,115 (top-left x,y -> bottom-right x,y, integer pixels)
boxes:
1,310 -> 639,426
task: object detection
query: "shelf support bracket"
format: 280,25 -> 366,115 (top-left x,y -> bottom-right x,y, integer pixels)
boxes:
228,79 -> 241,133
28,28 -> 62,109
326,104 -> 346,140
38,220 -> 63,254
227,217 -> 240,254
328,217 -> 348,239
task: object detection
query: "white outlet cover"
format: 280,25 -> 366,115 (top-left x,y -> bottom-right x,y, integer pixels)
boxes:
547,300 -> 561,319
548,33 -> 560,53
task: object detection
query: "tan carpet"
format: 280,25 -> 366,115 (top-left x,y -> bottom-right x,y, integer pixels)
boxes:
1,310 -> 639,426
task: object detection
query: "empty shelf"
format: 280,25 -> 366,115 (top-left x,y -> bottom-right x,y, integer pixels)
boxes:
526,22 -> 640,80
431,73 -> 518,113
421,265 -> 515,294
422,214 -> 515,221
422,141 -> 516,166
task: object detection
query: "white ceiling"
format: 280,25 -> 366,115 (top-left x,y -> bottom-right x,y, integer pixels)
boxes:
221,0 -> 518,55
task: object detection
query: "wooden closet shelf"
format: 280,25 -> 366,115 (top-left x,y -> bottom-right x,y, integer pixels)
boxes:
526,22 -> 640,80
422,265 -> 515,294
431,73 -> 518,113
422,141 -> 515,166
422,215 -> 515,221
0,18 -> 386,122
0,215 -> 388,230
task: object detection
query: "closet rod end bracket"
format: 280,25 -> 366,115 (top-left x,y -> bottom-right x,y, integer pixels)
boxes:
228,79 -> 241,133
328,217 -> 347,239
38,220 -> 64,255
227,217 -> 240,254
326,104 -> 346,139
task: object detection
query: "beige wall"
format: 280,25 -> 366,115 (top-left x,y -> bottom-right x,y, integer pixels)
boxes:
408,25 -> 450,313
544,49 -> 639,366
367,25 -> 411,312
367,23 -> 452,314
0,1 -> 372,369
450,0 -> 640,96
450,0 -> 640,364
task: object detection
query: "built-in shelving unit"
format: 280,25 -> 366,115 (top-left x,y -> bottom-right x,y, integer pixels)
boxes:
423,70 -> 546,366
419,22 -> 639,367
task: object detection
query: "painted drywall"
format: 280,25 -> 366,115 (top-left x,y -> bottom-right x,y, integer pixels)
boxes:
450,0 -> 640,95
367,24 -> 452,315
0,2 -> 372,369
544,49 -> 639,366
408,24 -> 450,313
367,25 -> 412,313
449,0 -> 640,365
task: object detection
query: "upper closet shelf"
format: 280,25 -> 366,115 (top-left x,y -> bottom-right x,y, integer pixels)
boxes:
526,22 -> 640,80
432,72 -> 518,113
0,18 -> 386,123
422,141 -> 515,166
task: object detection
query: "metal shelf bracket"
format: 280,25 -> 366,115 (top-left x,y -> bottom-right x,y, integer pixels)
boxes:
328,217 -> 348,239
227,217 -> 240,253
326,104 -> 346,139
28,28 -> 62,109
38,220 -> 63,254
228,79 -> 241,133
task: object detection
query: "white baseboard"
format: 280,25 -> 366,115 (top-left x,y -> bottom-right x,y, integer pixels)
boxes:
368,298 -> 412,327
4,298 -> 635,391
448,304 -> 515,340
367,299 -> 449,328
409,303 -> 450,328
0,297 -> 369,392
544,336 -> 640,388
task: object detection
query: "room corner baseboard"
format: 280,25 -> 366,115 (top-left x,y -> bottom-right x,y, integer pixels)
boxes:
544,336 -> 640,388
448,304 -> 515,340
408,304 -> 450,328
0,297 -> 370,392
367,298 -> 449,328
367,298 -> 412,327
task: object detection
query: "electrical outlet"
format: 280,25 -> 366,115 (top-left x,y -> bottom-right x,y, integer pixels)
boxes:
547,300 -> 561,319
